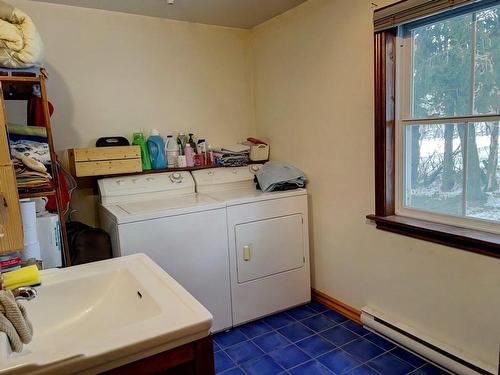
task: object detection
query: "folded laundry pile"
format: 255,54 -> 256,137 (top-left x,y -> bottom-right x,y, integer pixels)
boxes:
256,161 -> 307,192
213,144 -> 250,167
7,123 -> 47,143
0,289 -> 33,352
10,140 -> 50,165
13,158 -> 52,193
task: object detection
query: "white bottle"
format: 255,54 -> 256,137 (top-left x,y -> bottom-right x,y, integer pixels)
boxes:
165,135 -> 179,168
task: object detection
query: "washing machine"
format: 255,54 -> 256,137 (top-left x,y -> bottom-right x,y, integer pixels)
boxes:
98,172 -> 232,332
192,166 -> 311,325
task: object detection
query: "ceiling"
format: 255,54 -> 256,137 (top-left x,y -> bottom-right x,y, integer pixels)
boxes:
36,0 -> 307,29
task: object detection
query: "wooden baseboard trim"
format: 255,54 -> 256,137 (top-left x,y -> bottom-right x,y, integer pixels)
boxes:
311,288 -> 362,324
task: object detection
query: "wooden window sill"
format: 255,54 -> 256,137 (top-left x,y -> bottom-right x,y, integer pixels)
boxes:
366,214 -> 500,259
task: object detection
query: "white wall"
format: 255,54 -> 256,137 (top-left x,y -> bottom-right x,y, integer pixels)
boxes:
251,0 -> 500,371
8,0 -> 500,369
8,0 -> 255,151
7,0 -> 255,224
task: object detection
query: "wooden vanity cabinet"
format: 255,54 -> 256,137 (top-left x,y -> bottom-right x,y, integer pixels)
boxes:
102,335 -> 215,375
0,97 -> 23,254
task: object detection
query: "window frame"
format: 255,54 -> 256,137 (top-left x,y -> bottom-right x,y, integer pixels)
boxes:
395,9 -> 500,235
368,2 -> 500,259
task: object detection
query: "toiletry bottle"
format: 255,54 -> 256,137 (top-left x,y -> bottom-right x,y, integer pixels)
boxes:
188,133 -> 197,153
197,138 -> 207,155
147,129 -> 166,169
184,143 -> 195,167
177,135 -> 184,156
178,133 -> 188,151
208,146 -> 215,166
165,135 -> 179,168
132,132 -> 152,171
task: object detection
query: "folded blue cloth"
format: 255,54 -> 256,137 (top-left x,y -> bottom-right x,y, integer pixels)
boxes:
256,161 -> 307,192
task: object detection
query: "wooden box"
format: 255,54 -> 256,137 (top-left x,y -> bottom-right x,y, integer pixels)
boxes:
69,146 -> 142,177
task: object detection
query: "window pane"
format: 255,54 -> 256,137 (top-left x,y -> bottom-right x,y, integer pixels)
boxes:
466,122 -> 500,222
412,14 -> 473,118
404,124 -> 464,216
474,5 -> 500,115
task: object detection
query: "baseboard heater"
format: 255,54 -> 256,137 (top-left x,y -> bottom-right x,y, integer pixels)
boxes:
361,307 -> 497,375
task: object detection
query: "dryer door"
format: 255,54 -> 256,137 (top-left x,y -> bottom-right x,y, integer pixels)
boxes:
235,214 -> 304,283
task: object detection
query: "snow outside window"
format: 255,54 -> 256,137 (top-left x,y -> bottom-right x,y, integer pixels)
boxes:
397,3 -> 500,233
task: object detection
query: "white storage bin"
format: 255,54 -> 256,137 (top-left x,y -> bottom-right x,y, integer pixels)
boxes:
249,144 -> 269,161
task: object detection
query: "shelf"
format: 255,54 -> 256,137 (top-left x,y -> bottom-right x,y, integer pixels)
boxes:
75,161 -> 267,191
133,164 -> 229,175
83,160 -> 265,177
18,189 -> 56,199
1,69 -> 71,266
0,76 -> 41,83
0,74 -> 43,101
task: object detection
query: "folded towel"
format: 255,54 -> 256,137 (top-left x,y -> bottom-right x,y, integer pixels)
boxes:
213,148 -> 250,167
220,144 -> 250,153
3,265 -> 40,290
218,154 -> 249,167
256,161 -> 307,192
0,290 -> 33,352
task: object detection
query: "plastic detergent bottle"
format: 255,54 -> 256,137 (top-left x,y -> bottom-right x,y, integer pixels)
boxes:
165,135 -> 179,168
132,132 -> 151,171
147,129 -> 166,169
184,143 -> 195,167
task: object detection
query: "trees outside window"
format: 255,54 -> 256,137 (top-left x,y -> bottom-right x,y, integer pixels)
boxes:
402,4 -> 500,224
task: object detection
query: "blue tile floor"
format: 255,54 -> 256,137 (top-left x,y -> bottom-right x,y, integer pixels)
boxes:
213,301 -> 452,375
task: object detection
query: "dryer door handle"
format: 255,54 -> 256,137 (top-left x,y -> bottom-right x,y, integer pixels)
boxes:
243,245 -> 252,261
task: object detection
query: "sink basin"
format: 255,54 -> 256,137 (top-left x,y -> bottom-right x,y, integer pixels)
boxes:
0,254 -> 213,374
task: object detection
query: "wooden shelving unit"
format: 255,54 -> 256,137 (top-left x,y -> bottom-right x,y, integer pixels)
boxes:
0,70 -> 71,266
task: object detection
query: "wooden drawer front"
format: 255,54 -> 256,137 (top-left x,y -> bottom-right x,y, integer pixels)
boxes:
72,159 -> 142,177
0,164 -> 23,253
69,146 -> 142,177
70,146 -> 140,162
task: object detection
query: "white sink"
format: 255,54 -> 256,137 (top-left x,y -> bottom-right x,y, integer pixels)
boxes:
0,254 -> 213,374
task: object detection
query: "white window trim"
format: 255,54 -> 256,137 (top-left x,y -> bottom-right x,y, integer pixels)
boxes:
394,18 -> 500,235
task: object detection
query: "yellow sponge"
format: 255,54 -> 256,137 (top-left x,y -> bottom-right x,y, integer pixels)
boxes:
3,265 -> 40,290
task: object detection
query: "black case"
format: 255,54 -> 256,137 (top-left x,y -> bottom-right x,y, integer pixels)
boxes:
95,137 -> 130,147
66,221 -> 113,265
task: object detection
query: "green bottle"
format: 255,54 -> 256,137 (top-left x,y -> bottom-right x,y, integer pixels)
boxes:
132,132 -> 152,171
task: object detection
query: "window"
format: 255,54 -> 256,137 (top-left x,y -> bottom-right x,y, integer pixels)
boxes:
398,3 -> 500,233
370,1 -> 500,258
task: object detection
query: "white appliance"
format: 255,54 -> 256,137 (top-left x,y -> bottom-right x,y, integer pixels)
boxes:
192,166 -> 311,325
98,172 -> 232,332
36,213 -> 62,269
